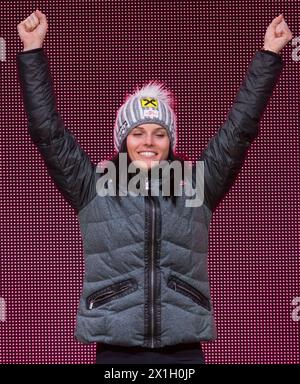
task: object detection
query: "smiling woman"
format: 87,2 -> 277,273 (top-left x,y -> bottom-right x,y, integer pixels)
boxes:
126,123 -> 170,170
105,130 -> 188,205
105,81 -> 191,203
17,9 -> 290,365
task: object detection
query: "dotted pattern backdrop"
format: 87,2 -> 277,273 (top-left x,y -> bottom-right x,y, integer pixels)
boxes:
0,0 -> 299,364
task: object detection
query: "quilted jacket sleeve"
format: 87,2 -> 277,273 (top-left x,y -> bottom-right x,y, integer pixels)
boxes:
16,48 -> 97,214
199,49 -> 284,212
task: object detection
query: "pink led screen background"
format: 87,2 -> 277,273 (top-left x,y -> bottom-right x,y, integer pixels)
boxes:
0,0 -> 299,364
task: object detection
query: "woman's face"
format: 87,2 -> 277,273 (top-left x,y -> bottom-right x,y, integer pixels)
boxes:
126,123 -> 170,170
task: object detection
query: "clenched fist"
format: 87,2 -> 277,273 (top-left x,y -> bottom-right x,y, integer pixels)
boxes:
17,10 -> 48,51
263,14 -> 293,54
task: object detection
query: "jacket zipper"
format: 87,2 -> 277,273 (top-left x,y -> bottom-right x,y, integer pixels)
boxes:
145,176 -> 156,348
88,284 -> 131,310
174,281 -> 200,302
150,196 -> 155,348
169,277 -> 210,311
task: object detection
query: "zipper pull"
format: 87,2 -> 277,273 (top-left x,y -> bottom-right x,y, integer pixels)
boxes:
89,301 -> 94,310
145,177 -> 149,190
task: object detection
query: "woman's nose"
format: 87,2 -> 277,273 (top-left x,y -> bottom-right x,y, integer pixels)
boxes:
144,135 -> 154,146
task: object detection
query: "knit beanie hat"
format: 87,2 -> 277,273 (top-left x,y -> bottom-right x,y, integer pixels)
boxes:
114,80 -> 177,153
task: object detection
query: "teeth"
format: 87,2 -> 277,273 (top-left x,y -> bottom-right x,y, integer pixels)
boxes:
139,152 -> 157,157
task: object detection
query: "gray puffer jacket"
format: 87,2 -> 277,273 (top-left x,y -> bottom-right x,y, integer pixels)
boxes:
16,48 -> 283,348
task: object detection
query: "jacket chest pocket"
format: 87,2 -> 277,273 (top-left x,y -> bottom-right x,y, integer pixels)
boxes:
87,278 -> 138,310
167,275 -> 211,311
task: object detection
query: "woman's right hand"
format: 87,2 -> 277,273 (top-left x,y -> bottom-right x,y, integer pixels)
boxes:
17,10 -> 48,51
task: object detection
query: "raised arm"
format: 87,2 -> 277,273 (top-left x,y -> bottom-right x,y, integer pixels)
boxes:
16,10 -> 97,214
200,14 -> 293,212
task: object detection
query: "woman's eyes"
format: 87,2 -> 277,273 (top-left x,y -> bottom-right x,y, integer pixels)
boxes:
133,133 -> 165,137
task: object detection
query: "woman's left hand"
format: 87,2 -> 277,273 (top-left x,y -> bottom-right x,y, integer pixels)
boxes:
263,14 -> 293,54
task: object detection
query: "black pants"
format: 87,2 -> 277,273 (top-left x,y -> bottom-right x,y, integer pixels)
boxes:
96,342 -> 205,364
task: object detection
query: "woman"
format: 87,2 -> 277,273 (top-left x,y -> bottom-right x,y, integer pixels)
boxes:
16,10 -> 292,364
